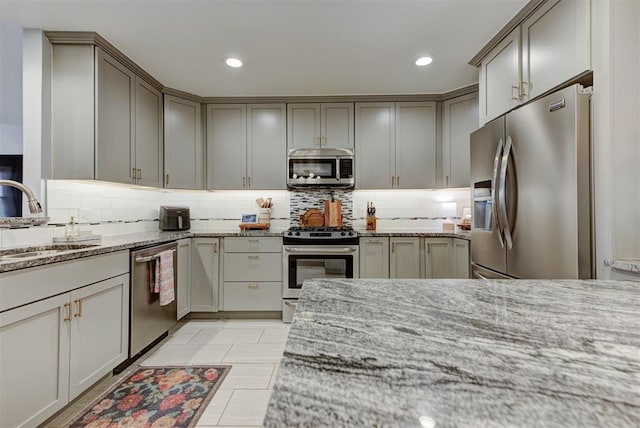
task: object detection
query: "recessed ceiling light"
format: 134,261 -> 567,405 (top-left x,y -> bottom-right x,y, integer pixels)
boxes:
415,56 -> 433,66
225,57 -> 243,68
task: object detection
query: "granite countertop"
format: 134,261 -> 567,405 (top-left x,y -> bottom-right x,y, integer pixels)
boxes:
264,278 -> 640,427
0,228 -> 467,273
356,228 -> 470,239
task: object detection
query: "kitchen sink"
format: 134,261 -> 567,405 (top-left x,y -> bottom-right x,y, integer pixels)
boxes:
0,243 -> 99,261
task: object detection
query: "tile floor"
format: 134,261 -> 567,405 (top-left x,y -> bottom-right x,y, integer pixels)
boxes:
47,319 -> 288,428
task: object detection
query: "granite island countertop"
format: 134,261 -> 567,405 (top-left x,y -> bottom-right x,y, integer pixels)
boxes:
264,278 -> 640,427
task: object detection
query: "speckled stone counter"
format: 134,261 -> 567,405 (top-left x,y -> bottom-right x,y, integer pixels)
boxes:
0,228 -> 286,273
264,278 -> 640,427
356,229 -> 470,240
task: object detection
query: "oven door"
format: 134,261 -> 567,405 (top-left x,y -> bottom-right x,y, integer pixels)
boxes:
283,246 -> 359,298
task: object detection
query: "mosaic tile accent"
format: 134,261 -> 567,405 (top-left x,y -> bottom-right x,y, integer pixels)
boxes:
290,190 -> 353,227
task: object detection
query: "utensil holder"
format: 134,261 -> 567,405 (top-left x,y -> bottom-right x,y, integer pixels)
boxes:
258,208 -> 271,224
366,215 -> 376,231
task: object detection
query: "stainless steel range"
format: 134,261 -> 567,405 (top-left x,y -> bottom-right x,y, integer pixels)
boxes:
282,227 -> 359,322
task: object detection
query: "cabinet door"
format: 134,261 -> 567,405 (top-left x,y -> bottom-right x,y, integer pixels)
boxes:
95,47 -> 135,184
207,104 -> 247,190
247,104 -> 286,190
359,237 -> 389,278
177,238 -> 192,320
190,238 -> 220,311
321,103 -> 354,148
287,103 -> 321,149
390,237 -> 420,278
135,77 -> 163,187
69,274 -> 129,400
442,93 -> 479,188
164,95 -> 203,189
453,238 -> 470,279
479,27 -> 521,124
355,102 -> 395,189
0,294 -> 70,428
425,238 -> 453,278
521,0 -> 590,101
395,102 -> 437,189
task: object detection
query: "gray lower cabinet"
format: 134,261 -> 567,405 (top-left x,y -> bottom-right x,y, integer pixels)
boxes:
0,253 -> 129,428
425,238 -> 453,278
206,104 -> 286,190
356,102 -> 436,189
222,237 -> 283,311
453,238 -> 471,279
190,238 -> 220,312
390,237 -> 421,278
51,44 -> 163,185
176,238 -> 192,319
164,95 -> 203,189
359,237 -> 390,278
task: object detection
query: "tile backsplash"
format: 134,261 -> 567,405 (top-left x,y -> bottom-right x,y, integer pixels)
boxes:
0,180 -> 471,247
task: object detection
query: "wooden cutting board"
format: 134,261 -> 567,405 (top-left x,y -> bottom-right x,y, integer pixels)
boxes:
300,208 -> 324,227
324,200 -> 343,227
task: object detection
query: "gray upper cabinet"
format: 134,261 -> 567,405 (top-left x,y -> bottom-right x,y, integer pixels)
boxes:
51,44 -> 163,185
442,93 -> 478,188
206,104 -> 247,190
95,47 -> 135,184
287,103 -> 354,149
207,103 -> 285,190
164,95 -> 203,189
355,102 -> 395,189
134,77 -> 163,187
355,102 -> 436,189
247,104 -> 286,190
476,0 -> 590,124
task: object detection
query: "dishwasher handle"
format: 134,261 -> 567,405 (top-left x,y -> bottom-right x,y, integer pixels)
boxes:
134,248 -> 176,263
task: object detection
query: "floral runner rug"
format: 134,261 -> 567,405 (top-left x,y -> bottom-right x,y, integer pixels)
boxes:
66,366 -> 231,428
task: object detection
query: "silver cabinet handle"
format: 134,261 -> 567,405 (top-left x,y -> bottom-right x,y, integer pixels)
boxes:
511,85 -> 520,101
137,168 -> 142,180
243,176 -> 246,188
446,175 -> 449,187
367,239 -> 384,244
427,243 -> 430,254
165,174 -> 169,186
248,283 -> 259,289
391,242 -> 395,252
213,242 -> 218,253
499,136 -> 514,250
73,299 -> 82,318
286,247 -> 356,254
247,255 -> 259,259
132,167 -> 137,183
248,176 -> 251,188
391,176 -> 395,187
396,176 -> 400,187
492,138 -> 505,248
520,81 -> 529,99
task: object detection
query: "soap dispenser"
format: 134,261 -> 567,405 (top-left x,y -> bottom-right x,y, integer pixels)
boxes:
65,216 -> 79,239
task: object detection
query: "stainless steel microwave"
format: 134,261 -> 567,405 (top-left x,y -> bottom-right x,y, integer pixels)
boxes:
287,148 -> 354,189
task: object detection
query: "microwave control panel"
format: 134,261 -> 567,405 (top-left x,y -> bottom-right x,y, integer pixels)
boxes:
339,159 -> 353,178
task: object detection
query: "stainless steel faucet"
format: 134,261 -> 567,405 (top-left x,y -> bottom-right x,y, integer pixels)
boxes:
0,180 -> 43,214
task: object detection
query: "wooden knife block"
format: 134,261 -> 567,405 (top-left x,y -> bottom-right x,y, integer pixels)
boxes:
324,200 -> 343,227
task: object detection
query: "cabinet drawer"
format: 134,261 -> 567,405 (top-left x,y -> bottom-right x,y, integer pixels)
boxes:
223,253 -> 283,281
224,237 -> 283,253
223,282 -> 282,311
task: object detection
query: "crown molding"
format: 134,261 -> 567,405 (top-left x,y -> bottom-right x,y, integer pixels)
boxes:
45,31 -> 164,91
468,0 -> 547,67
46,31 -> 478,105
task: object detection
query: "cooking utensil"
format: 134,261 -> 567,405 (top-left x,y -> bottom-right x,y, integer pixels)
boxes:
256,198 -> 265,208
300,209 -> 324,227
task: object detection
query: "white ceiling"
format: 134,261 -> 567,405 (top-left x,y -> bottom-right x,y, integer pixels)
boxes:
0,0 -> 528,97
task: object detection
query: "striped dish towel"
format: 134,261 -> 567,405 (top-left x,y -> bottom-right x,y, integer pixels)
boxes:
155,250 -> 175,306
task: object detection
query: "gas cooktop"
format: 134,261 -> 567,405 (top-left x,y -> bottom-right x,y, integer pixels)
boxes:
284,226 -> 358,244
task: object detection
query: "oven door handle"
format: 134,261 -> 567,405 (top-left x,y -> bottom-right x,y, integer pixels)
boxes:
285,247 -> 357,253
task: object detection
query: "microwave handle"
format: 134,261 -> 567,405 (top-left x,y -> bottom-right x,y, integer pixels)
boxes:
177,215 -> 183,230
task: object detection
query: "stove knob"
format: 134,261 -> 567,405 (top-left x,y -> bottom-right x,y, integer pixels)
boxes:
295,232 -> 301,236
287,231 -> 293,236
348,231 -> 354,236
341,232 -> 346,236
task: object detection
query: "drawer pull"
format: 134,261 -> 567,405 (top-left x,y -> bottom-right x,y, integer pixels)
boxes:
247,255 -> 259,260
74,299 -> 82,318
248,283 -> 259,289
64,302 -> 72,321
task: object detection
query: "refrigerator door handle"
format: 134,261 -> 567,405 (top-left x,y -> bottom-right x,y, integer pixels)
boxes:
492,138 -> 505,248
499,136 -> 514,250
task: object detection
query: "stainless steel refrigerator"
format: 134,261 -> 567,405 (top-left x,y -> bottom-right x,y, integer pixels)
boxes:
470,84 -> 594,279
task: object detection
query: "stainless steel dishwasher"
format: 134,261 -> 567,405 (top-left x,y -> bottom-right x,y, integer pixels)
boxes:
129,241 -> 178,359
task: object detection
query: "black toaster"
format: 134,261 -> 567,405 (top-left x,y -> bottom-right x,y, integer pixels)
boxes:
159,206 -> 191,231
